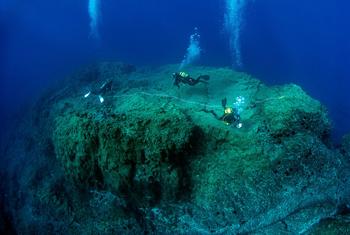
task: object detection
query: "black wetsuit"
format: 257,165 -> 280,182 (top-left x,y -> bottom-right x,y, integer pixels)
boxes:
92,80 -> 113,96
202,98 -> 240,126
204,108 -> 240,125
173,73 -> 209,88
85,80 -> 113,103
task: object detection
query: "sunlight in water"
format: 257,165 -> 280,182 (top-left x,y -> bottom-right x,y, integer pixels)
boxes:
88,0 -> 100,39
224,0 -> 247,68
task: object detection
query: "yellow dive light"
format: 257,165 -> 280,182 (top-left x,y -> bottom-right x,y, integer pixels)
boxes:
179,72 -> 189,78
224,107 -> 233,114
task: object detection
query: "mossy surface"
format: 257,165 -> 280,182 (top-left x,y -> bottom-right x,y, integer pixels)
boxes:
54,93 -> 197,202
308,216 -> 350,235
2,62 -> 350,234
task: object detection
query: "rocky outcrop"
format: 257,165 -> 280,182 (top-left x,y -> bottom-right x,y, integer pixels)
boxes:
308,215 -> 350,234
53,93 -> 199,203
2,62 -> 350,234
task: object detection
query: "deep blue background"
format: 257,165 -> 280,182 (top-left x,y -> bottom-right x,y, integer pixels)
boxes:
1,0 -> 349,142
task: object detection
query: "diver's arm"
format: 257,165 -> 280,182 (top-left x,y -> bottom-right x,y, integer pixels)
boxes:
174,79 -> 180,88
201,109 -> 221,120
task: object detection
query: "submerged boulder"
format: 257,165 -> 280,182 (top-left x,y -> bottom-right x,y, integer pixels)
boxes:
2,63 -> 350,234
308,215 -> 350,234
53,93 -> 199,203
176,79 -> 346,234
341,134 -> 350,156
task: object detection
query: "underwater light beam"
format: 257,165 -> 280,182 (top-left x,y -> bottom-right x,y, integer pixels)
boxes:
88,0 -> 100,39
224,0 -> 247,68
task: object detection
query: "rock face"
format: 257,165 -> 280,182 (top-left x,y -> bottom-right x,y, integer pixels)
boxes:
341,134 -> 350,156
308,215 -> 350,235
1,62 -> 350,234
53,93 -> 199,203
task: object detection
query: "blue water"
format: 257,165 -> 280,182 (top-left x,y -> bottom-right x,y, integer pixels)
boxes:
1,0 -> 349,141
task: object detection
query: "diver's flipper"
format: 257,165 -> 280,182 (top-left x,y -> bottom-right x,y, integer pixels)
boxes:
222,98 -> 227,109
98,95 -> 104,103
84,91 -> 91,98
99,80 -> 113,95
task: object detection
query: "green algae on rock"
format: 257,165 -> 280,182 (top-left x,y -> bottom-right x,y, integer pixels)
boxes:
53,92 -> 200,202
308,215 -> 350,235
2,62 -> 350,234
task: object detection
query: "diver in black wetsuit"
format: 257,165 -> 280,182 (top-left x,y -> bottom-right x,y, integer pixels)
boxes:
173,72 -> 210,88
203,98 -> 242,128
84,80 -> 113,103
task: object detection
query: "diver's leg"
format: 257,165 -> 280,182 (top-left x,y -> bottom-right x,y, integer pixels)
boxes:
198,75 -> 210,81
201,109 -> 221,120
195,75 -> 209,84
188,76 -> 209,86
198,80 -> 208,84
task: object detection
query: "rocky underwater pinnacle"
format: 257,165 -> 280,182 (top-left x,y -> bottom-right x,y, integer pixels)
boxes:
1,62 -> 350,234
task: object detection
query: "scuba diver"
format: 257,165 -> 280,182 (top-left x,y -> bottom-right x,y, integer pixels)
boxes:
173,72 -> 210,88
83,80 -> 113,103
203,98 -> 242,128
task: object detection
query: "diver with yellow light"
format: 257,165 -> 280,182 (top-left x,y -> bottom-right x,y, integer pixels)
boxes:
203,97 -> 243,128
172,72 -> 210,88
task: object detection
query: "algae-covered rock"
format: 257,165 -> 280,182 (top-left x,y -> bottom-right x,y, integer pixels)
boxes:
257,84 -> 331,142
308,215 -> 350,235
2,62 -> 350,234
54,93 -> 199,202
341,134 -> 350,156
186,82 -> 343,233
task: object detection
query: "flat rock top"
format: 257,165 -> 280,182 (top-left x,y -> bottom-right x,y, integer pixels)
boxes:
20,62 -> 350,234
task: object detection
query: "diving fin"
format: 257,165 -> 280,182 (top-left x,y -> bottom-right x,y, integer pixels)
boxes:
221,98 -> 227,109
98,95 -> 104,103
84,91 -> 91,98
